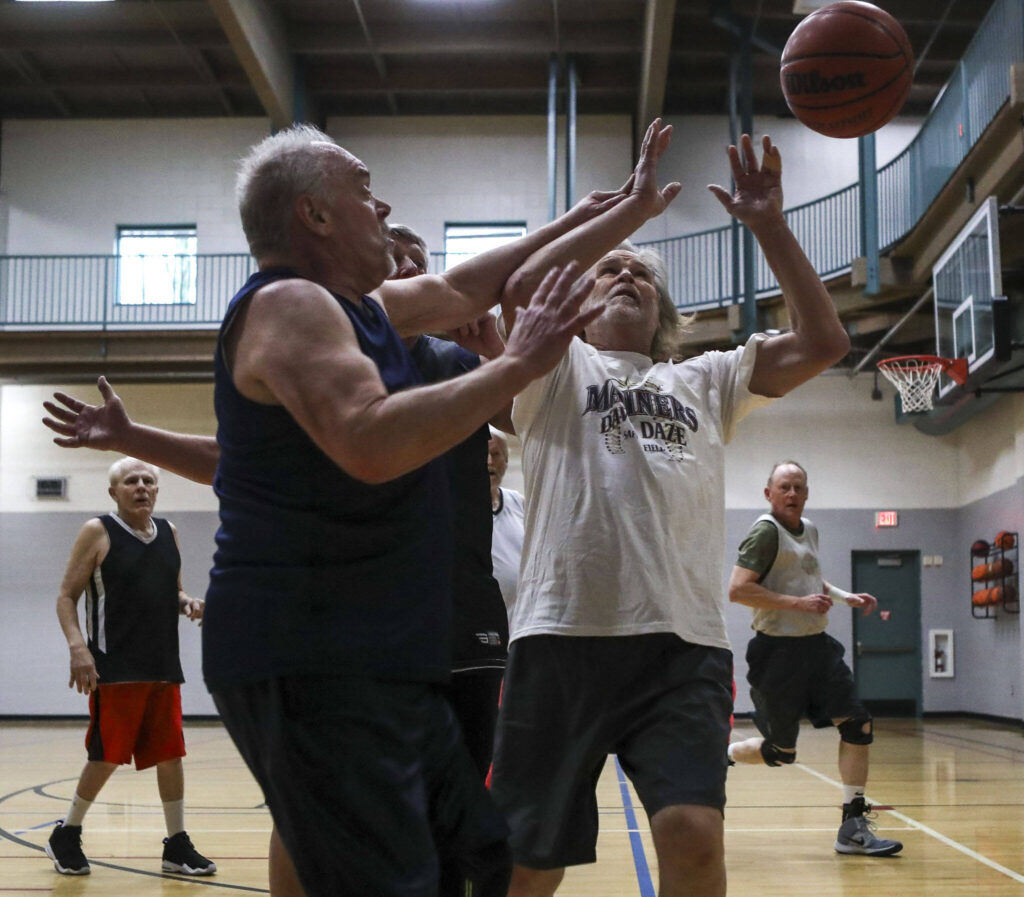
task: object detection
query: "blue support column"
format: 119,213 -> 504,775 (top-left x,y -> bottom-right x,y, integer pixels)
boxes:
858,133 -> 880,296
547,55 -> 558,221
738,27 -> 757,339
565,57 -> 578,212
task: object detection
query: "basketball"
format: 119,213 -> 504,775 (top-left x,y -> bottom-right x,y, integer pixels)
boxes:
994,530 -> 1016,550
971,558 -> 1015,582
971,539 -> 990,556
780,2 -> 914,139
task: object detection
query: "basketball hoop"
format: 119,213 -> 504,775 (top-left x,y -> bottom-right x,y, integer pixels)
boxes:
877,355 -> 968,413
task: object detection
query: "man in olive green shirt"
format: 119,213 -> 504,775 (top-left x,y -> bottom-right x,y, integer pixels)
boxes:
727,461 -> 902,857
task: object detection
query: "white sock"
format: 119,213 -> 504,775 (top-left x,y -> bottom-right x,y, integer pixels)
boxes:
64,793 -> 93,827
163,799 -> 185,837
727,742 -> 737,761
843,785 -> 865,805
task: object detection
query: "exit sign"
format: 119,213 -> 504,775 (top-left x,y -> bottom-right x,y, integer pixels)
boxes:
875,510 -> 899,528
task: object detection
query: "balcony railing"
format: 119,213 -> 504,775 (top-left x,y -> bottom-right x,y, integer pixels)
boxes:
1,0 -> 1020,329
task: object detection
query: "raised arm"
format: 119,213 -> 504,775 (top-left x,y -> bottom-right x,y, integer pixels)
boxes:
43,376 -> 220,486
375,181 -> 631,338
500,118 -> 682,332
231,266 -> 599,484
708,134 -> 850,398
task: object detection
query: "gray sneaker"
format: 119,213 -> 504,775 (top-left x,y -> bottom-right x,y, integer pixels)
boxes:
835,806 -> 903,856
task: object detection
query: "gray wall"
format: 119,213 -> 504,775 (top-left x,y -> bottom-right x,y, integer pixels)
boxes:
2,486 -> 1022,721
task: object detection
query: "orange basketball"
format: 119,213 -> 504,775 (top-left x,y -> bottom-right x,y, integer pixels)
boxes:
780,2 -> 914,139
994,530 -> 1016,550
971,559 -> 1015,581
971,539 -> 990,556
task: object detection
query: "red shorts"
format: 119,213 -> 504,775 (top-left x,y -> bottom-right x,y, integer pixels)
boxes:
86,682 -> 185,770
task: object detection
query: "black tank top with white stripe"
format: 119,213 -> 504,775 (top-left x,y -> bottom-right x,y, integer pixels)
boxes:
86,514 -> 184,684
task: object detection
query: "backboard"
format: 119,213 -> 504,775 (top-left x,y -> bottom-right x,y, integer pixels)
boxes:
933,196 -> 1002,397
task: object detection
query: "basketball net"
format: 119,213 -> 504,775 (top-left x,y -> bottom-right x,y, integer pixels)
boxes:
877,355 -> 968,413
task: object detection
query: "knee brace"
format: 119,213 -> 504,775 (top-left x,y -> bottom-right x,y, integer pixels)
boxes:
837,714 -> 874,745
760,741 -> 796,767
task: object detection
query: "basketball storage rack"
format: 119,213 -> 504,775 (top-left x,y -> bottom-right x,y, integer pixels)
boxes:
969,532 -> 1019,619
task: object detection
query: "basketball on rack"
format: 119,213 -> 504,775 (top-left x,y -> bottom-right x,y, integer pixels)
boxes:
971,539 -> 991,556
780,1 -> 914,138
994,530 -> 1016,550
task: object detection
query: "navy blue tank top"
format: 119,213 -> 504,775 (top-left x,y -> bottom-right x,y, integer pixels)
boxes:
408,336 -> 508,670
202,268 -> 453,689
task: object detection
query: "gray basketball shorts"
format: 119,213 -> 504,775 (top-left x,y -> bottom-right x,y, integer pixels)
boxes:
490,633 -> 733,870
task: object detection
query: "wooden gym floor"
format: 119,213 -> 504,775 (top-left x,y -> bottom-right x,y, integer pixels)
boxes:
1,717 -> 1022,895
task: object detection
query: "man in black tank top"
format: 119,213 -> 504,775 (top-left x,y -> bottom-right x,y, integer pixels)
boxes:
46,458 -> 215,877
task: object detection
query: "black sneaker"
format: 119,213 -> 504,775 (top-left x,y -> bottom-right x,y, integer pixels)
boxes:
835,800 -> 903,856
45,821 -> 90,875
162,831 -> 216,875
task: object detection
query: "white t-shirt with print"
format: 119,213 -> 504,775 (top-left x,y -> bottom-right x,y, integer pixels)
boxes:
491,487 -> 525,610
510,334 -> 772,649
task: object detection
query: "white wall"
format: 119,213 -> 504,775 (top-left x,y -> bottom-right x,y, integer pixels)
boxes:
1,118 -> 268,256
1,112 -> 922,263
634,114 -> 923,243
1,382 -> 218,514
326,115 -> 632,256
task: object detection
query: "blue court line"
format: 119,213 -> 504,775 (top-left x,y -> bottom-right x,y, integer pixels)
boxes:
613,756 -> 655,897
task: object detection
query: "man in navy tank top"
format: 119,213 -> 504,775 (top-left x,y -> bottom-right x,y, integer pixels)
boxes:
41,120 -> 683,897
47,458 -> 214,878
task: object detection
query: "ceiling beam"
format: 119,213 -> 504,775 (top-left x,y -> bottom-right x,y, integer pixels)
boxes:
207,0 -> 293,128
288,21 -> 635,57
1,49 -> 73,115
636,0 -> 676,148
0,29 -> 230,52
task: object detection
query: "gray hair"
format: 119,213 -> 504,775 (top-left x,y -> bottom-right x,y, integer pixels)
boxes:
614,242 -> 693,363
108,457 -> 159,487
236,124 -> 339,259
388,223 -> 429,256
488,426 -> 509,460
766,460 -> 807,488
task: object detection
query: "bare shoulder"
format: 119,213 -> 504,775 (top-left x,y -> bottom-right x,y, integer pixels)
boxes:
248,277 -> 345,323
79,517 -> 107,539
73,517 -> 111,558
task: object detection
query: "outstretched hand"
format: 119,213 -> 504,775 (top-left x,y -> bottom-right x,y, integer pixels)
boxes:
847,592 -> 879,616
42,376 -> 132,451
708,134 -> 784,228
504,263 -> 600,380
630,118 -> 683,218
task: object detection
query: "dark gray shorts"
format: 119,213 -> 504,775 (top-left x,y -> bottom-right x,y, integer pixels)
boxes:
490,633 -> 733,870
746,631 -> 867,749
213,675 -> 508,897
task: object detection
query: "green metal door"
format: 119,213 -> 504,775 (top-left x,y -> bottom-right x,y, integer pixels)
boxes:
851,550 -> 922,717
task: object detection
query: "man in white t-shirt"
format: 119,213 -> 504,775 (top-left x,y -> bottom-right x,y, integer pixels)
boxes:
492,135 -> 851,897
487,428 -> 525,610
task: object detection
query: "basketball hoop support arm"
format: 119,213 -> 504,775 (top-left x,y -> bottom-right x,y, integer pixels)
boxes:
849,286 -> 934,377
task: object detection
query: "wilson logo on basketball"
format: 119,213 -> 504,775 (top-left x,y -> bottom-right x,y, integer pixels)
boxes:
782,70 -> 867,96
